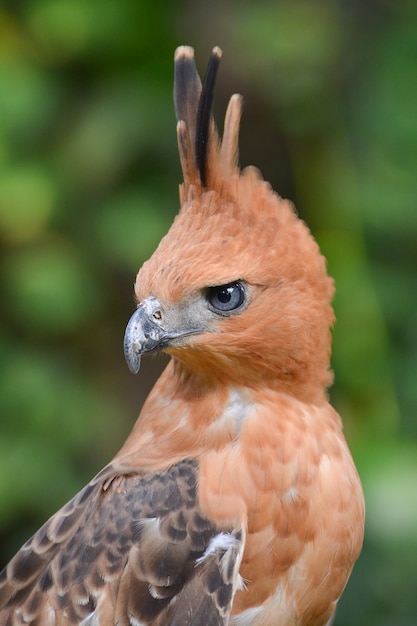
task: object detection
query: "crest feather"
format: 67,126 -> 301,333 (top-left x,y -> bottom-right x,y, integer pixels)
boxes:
174,46 -> 242,192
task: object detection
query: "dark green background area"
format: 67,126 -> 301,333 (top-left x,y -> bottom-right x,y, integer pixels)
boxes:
1,1 -> 416,624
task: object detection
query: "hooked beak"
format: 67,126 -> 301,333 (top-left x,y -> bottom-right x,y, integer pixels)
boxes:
123,296 -> 202,374
124,297 -> 170,374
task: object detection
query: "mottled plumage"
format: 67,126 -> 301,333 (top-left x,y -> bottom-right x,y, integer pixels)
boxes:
0,46 -> 364,625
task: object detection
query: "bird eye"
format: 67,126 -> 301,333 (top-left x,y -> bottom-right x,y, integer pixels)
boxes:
206,282 -> 246,314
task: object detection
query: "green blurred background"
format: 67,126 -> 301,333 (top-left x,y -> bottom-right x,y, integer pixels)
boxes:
1,0 -> 416,623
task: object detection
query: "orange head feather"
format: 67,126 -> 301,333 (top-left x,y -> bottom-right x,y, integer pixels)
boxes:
130,46 -> 335,402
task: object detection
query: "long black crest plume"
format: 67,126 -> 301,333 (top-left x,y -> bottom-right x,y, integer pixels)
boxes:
195,47 -> 222,186
174,46 -> 223,188
174,47 -> 202,156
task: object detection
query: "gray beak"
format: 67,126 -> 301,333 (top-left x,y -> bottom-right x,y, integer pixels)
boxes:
123,297 -> 169,374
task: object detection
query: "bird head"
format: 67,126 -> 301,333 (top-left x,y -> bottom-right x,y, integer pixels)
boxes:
124,46 -> 335,402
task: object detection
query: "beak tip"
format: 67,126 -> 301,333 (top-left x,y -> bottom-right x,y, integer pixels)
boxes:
124,340 -> 141,374
127,354 -> 141,374
123,329 -> 142,374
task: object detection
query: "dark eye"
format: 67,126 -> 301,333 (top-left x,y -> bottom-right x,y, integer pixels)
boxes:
206,282 -> 246,314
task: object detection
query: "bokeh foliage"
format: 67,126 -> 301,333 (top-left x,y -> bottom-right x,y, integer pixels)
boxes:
1,1 -> 416,624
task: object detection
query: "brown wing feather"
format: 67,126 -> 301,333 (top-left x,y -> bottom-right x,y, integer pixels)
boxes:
0,460 -> 244,625
166,529 -> 244,626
